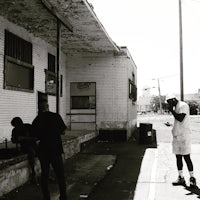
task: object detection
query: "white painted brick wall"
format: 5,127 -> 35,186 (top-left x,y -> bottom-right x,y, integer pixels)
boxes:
66,52 -> 137,132
0,17 -> 68,141
0,16 -> 137,141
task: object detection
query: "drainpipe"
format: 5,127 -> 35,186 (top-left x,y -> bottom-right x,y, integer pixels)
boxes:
56,19 -> 61,114
41,0 -> 73,113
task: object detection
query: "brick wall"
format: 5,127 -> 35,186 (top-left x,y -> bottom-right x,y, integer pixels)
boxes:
0,17 -> 68,141
65,52 -> 137,137
0,16 -> 137,141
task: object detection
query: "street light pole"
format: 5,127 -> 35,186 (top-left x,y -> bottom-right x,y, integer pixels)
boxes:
179,0 -> 184,101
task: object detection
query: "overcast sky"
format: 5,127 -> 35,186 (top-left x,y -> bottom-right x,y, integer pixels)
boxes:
88,0 -> 200,96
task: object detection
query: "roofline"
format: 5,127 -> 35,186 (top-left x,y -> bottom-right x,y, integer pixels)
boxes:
83,0 -> 120,52
119,46 -> 137,69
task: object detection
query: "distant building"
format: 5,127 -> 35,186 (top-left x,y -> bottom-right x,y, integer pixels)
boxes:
174,89 -> 200,104
137,87 -> 153,113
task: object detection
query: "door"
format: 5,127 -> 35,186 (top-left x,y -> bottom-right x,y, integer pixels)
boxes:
37,91 -> 48,113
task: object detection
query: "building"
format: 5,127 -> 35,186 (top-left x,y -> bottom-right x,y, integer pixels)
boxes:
0,0 -> 137,142
137,87 -> 153,113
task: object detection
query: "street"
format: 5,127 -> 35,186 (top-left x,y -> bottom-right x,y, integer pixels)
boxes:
137,113 -> 200,144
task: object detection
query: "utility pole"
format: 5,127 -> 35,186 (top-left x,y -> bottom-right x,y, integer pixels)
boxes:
157,78 -> 163,114
179,0 -> 184,101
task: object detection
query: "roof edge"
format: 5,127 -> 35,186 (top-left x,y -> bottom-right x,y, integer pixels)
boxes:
83,0 -> 120,52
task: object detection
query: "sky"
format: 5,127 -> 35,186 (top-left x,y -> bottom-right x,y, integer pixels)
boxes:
88,0 -> 200,96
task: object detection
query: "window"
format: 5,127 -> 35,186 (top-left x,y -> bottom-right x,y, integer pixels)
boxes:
129,79 -> 137,102
70,82 -> 96,109
5,30 -> 32,64
48,53 -> 55,73
4,30 -> 34,92
132,73 -> 135,83
45,69 -> 57,95
45,53 -> 56,95
71,96 -> 89,109
129,72 -> 137,102
71,96 -> 96,109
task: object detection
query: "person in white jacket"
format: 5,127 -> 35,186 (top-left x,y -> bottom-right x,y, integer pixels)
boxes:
166,95 -> 196,188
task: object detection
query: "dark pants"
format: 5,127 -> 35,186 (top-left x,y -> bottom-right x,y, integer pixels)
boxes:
176,154 -> 193,171
39,152 -> 67,200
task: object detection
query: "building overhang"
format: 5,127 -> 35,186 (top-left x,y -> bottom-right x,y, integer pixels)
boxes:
0,0 -> 120,54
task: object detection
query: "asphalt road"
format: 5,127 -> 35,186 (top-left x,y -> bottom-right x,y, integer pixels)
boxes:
137,113 -> 200,144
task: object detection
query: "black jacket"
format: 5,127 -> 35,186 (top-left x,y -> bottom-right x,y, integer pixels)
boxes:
32,111 -> 66,155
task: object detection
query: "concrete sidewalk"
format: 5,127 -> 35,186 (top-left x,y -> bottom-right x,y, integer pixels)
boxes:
134,143 -> 200,200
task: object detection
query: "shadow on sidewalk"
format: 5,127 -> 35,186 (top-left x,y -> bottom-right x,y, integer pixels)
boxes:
185,186 -> 200,199
0,128 -> 157,200
82,133 -> 157,200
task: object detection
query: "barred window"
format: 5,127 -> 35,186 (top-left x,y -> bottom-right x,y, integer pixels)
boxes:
5,30 -> 32,64
48,53 -> 55,72
4,30 -> 34,92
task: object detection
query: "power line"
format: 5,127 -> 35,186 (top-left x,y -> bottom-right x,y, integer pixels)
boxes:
154,74 -> 179,80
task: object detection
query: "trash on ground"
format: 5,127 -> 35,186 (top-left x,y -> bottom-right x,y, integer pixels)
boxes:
107,165 -> 113,170
164,122 -> 172,127
80,194 -> 88,198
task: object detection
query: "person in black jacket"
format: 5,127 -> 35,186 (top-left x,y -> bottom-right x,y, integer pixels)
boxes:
32,102 -> 67,200
11,117 -> 37,182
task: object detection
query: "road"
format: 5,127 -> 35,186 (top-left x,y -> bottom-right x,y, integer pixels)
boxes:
137,113 -> 200,144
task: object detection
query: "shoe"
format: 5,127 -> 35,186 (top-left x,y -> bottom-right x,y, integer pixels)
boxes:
190,177 -> 197,188
172,176 -> 186,186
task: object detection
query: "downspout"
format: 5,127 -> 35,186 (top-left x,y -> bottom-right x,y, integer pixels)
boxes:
56,19 -> 61,113
41,0 -> 73,113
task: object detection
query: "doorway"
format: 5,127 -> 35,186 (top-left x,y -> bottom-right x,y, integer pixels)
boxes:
37,91 -> 48,113
69,82 -> 96,130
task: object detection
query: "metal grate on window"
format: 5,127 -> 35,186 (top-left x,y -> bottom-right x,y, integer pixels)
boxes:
48,53 -> 56,73
5,30 -> 32,64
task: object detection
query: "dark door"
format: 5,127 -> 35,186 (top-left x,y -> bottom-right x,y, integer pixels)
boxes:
37,91 -> 48,113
